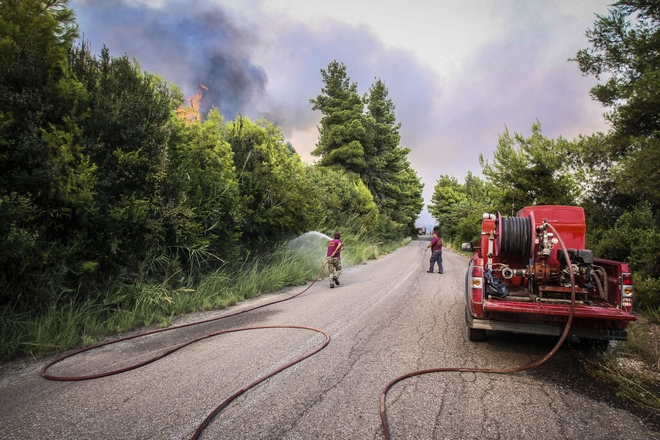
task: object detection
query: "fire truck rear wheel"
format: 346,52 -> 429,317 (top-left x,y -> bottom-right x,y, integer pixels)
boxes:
468,327 -> 487,342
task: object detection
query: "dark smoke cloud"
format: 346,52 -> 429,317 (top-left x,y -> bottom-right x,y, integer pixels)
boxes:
72,0 -> 444,155
73,0 -> 267,118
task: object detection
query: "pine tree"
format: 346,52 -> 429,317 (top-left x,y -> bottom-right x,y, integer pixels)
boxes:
363,79 -> 404,209
310,61 -> 366,173
364,79 -> 423,237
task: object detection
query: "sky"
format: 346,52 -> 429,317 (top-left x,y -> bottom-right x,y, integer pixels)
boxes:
71,0 -> 614,228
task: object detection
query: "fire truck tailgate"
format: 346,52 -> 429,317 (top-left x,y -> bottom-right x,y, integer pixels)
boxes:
483,299 -> 637,321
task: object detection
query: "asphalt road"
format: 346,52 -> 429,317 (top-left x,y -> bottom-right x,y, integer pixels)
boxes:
0,238 -> 656,439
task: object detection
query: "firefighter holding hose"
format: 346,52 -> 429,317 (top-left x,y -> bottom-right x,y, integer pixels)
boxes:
327,232 -> 343,288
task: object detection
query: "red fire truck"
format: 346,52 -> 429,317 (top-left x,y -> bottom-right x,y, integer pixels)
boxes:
462,205 -> 636,348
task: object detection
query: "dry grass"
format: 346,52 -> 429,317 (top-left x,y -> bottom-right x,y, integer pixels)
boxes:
585,310 -> 660,431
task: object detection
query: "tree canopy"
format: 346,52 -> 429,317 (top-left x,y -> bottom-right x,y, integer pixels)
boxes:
310,61 -> 366,173
479,122 -> 580,215
574,0 -> 660,141
310,62 -> 424,238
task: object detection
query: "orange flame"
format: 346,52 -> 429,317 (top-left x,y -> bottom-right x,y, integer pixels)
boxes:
176,83 -> 208,123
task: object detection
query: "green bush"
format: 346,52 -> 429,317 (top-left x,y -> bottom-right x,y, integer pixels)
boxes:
634,277 -> 660,314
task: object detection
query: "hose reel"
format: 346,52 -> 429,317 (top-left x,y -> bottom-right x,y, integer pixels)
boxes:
496,213 -> 534,261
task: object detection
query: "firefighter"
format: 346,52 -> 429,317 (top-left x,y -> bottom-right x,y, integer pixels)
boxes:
327,232 -> 343,288
425,231 -> 443,274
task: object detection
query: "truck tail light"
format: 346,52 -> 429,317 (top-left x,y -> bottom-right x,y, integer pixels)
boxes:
621,272 -> 634,312
471,265 -> 483,303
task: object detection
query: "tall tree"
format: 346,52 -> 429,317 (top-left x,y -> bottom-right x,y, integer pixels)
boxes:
386,164 -> 424,237
0,0 -> 79,198
310,61 -> 366,174
574,1 -> 660,214
0,0 -> 95,308
362,78 -> 402,203
71,46 -> 176,276
363,78 -> 423,237
574,0 -> 660,142
479,122 -> 579,215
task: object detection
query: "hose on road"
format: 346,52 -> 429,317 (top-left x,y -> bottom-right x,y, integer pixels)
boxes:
39,227 -> 580,440
380,223 -> 578,439
41,261 -> 330,439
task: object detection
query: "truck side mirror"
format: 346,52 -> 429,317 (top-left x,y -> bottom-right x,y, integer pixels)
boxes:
461,242 -> 474,252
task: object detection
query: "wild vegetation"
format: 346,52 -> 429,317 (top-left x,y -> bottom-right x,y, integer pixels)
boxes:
0,0 -> 423,358
2,2 -> 658,420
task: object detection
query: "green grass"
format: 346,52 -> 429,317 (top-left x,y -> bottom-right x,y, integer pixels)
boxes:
0,235 -> 413,360
0,300 -> 108,357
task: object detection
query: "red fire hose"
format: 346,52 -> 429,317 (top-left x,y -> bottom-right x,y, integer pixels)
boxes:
380,222 -> 578,439
41,261 -> 330,439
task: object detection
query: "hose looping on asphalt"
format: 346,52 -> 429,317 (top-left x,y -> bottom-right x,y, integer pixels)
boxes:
380,223 -> 576,440
41,260 -> 330,439
190,325 -> 330,440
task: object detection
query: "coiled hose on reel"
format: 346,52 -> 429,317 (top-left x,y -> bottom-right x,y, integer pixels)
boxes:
498,215 -> 533,259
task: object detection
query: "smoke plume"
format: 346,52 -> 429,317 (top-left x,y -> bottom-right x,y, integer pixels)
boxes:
74,0 -> 267,118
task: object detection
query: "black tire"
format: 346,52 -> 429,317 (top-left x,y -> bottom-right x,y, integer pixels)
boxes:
468,327 -> 487,342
